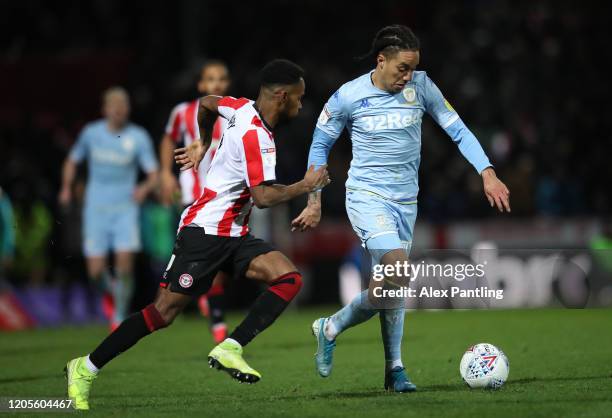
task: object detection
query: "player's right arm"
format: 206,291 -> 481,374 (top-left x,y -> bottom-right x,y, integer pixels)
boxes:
174,95 -> 224,172
59,126 -> 89,207
250,165 -> 330,209
240,127 -> 330,209
292,88 -> 349,231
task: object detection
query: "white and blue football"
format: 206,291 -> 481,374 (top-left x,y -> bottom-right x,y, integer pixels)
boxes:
460,343 -> 509,389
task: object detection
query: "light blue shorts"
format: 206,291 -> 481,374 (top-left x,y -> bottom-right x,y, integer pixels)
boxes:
345,189 -> 417,263
83,204 -> 141,257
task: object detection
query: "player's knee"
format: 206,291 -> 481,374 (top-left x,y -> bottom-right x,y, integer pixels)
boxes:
87,265 -> 105,282
141,303 -> 170,332
268,271 -> 303,302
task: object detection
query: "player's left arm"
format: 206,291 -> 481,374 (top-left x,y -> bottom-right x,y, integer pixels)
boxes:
292,88 -> 349,231
424,76 -> 510,212
134,131 -> 160,204
174,95 -> 221,172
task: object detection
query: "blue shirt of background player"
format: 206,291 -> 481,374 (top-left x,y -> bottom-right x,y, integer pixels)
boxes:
69,119 -> 158,208
308,70 -> 492,202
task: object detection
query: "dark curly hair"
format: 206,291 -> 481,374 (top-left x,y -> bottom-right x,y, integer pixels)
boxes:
362,24 -> 420,60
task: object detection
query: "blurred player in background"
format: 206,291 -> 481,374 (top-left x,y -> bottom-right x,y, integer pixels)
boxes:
293,25 -> 510,392
0,187 -> 14,282
59,87 -> 159,330
159,60 -> 231,343
65,60 -> 330,410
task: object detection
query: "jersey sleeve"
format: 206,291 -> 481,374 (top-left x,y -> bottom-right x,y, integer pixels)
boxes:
308,87 -> 350,168
217,96 -> 251,120
423,75 -> 492,173
137,130 -> 159,173
240,128 -> 276,187
165,104 -> 183,142
315,88 -> 350,139
69,126 -> 90,162
422,75 -> 460,129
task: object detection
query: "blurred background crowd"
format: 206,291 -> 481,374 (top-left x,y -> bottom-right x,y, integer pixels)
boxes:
1,0 -> 610,318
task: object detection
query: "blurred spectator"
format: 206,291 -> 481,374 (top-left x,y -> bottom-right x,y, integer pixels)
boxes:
0,187 -> 15,278
140,199 -> 176,274
11,182 -> 52,285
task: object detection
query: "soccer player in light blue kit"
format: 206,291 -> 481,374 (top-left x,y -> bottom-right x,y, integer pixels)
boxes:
59,87 -> 159,330
292,25 -> 511,392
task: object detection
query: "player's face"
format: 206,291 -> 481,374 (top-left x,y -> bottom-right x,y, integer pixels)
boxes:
378,50 -> 420,93
103,92 -> 130,126
198,65 -> 230,96
280,78 -> 305,119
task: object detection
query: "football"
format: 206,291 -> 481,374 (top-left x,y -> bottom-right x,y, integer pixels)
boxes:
460,343 -> 509,389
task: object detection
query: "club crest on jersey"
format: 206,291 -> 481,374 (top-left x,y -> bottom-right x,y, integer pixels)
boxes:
179,273 -> 193,288
402,86 -> 417,104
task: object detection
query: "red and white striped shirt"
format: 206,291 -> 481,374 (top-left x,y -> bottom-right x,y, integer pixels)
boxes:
178,96 -> 276,237
165,99 -> 227,205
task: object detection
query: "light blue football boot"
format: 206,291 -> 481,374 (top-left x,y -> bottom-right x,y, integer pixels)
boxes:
384,366 -> 417,393
311,318 -> 336,377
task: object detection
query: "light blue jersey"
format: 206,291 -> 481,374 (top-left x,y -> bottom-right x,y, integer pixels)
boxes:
70,119 -> 158,208
70,119 -> 158,256
309,70 -> 491,203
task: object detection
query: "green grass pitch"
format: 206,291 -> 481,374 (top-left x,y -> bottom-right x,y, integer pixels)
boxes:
2,308 -> 611,417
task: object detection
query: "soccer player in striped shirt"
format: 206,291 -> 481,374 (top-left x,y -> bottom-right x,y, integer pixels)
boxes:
159,60 -> 231,343
65,59 -> 330,410
293,25 -> 511,392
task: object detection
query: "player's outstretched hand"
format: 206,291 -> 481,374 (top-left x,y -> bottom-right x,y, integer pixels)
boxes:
291,205 -> 322,232
482,167 -> 511,213
303,165 -> 331,192
175,141 -> 205,172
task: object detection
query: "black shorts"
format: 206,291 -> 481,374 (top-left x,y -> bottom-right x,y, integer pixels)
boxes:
160,227 -> 275,296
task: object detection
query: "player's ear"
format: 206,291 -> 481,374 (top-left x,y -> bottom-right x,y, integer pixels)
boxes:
277,89 -> 289,105
376,53 -> 385,69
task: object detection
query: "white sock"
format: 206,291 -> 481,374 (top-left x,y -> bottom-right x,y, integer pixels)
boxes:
224,338 -> 241,348
386,359 -> 403,371
324,318 -> 338,341
85,355 -> 99,374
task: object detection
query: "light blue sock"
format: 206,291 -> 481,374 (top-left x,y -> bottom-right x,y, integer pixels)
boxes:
380,308 -> 405,370
113,273 -> 134,323
327,290 -> 377,339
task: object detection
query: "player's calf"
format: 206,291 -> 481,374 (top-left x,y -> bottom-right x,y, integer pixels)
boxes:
228,270 -> 302,347
209,254 -> 303,383
78,289 -> 188,375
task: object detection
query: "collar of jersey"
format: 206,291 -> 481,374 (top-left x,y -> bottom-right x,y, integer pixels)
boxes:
251,103 -> 274,135
368,70 -> 412,97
